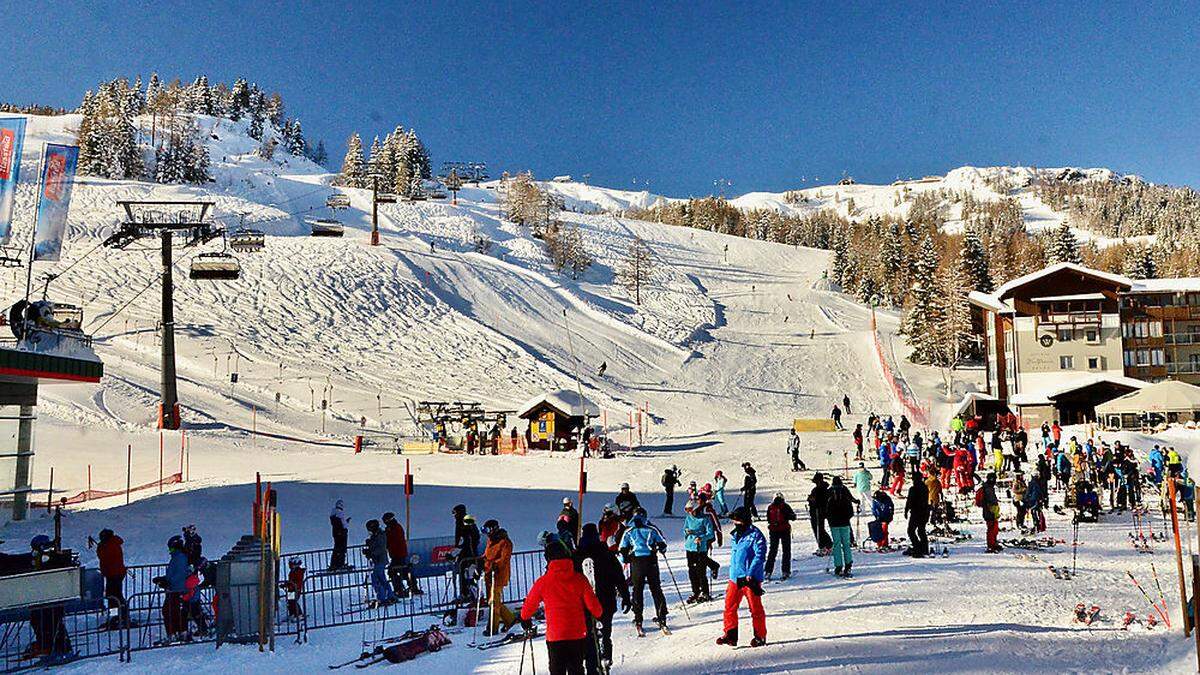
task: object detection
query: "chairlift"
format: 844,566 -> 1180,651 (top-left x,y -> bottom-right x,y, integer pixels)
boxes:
308,218 -> 345,237
0,254 -> 22,268
229,228 -> 265,253
189,252 -> 241,280
429,190 -> 448,200
326,193 -> 351,210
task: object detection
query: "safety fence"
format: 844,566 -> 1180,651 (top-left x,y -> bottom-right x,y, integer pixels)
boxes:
0,545 -> 546,672
872,328 -> 930,427
32,473 -> 182,509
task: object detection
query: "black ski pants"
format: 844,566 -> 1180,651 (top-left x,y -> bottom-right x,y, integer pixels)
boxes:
584,594 -> 617,675
685,550 -> 711,598
908,513 -> 929,556
628,555 -> 667,624
766,530 -> 791,576
547,637 -> 588,675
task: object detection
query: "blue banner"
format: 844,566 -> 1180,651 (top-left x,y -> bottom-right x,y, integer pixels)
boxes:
0,118 -> 26,245
32,143 -> 79,262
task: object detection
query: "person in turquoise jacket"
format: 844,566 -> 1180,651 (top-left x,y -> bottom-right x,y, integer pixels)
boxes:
717,507 -> 768,648
683,501 -> 716,602
713,470 -> 729,516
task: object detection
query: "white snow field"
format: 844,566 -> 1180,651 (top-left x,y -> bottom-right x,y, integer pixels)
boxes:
0,114 -> 1195,673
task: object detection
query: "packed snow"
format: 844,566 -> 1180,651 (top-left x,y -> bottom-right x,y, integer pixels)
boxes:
0,114 -> 1195,673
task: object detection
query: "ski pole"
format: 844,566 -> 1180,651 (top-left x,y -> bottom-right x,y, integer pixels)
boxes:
518,630 -> 528,675
1127,570 -> 1170,626
470,574 -> 485,646
1150,562 -> 1172,628
658,550 -> 691,620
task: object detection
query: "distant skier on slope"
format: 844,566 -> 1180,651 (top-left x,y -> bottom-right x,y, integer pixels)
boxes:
717,507 -> 768,648
788,430 -> 806,471
740,463 -> 759,520
328,499 -> 351,570
661,466 -> 682,516
831,404 -> 844,431
842,394 -> 852,415
596,361 -> 607,378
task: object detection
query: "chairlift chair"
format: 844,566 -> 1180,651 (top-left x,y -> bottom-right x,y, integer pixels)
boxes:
326,193 -> 351,210
308,218 -> 345,237
229,229 -> 265,253
190,252 -> 241,280
0,255 -> 22,268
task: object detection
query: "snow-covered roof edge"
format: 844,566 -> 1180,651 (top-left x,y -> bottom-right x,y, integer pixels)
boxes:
990,262 -> 1132,301
516,389 -> 600,418
1010,373 -> 1147,407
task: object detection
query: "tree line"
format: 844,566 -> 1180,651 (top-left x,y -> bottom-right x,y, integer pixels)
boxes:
333,128 -> 431,197
74,74 -> 322,185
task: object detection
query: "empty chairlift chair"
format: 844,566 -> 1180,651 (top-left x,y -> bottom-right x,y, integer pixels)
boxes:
190,252 -> 241,280
308,218 -> 345,237
326,193 -> 351,209
229,229 -> 265,253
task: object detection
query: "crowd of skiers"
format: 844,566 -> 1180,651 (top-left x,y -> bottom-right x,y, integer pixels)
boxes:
149,525 -> 209,642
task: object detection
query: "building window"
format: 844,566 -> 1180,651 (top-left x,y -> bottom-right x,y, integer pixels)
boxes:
1059,355 -> 1074,370
1124,350 -> 1134,367
1085,328 -> 1099,344
1136,349 -> 1150,366
1152,349 -> 1165,366
1057,327 -> 1072,342
1088,356 -> 1101,370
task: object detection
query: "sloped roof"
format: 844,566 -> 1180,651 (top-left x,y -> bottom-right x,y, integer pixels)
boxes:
517,389 -> 599,419
990,262 -> 1132,301
1095,380 -> 1200,415
1010,373 -> 1146,407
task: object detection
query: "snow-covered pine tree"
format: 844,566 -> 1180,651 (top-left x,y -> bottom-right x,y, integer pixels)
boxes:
227,78 -> 250,121
286,119 -> 305,156
366,136 -> 383,181
190,75 -> 213,114
266,93 -> 285,129
901,234 -> 942,364
145,73 -> 161,110
882,221 -> 906,306
959,225 -> 993,292
128,75 -> 146,115
308,140 -> 328,166
404,129 -> 431,179
932,262 -> 973,394
1047,221 -> 1081,265
393,157 -> 413,198
1122,245 -> 1158,279
248,111 -> 264,141
829,225 -> 850,290
336,133 -> 367,188
76,91 -> 105,177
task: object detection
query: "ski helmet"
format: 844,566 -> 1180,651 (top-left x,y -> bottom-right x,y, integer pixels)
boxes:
98,528 -> 114,542
382,512 -> 396,523
366,519 -> 380,532
563,497 -> 571,506
602,503 -> 613,513
774,492 -> 784,500
619,482 -> 629,490
482,519 -> 499,534
167,535 -> 184,551
288,557 -> 302,568
452,504 -> 466,516
29,534 -> 51,550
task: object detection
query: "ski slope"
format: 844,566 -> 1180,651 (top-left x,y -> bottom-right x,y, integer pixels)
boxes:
0,114 -> 1195,673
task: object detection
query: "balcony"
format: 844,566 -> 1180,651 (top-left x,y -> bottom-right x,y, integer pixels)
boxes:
1039,311 -> 1102,325
1167,362 -> 1200,375
1164,333 -> 1200,346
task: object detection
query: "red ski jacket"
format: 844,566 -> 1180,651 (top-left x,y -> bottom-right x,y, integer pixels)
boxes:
520,558 -> 602,641
97,535 -> 126,578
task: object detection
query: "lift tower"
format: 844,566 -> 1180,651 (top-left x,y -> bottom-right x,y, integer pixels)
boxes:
104,201 -> 222,429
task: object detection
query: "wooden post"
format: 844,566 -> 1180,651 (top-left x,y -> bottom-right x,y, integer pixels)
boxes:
159,432 -> 164,492
253,405 -> 257,448
1171,478 -> 1190,635
126,445 -> 132,505
87,464 -> 91,497
405,458 -> 412,537
1193,554 -> 1200,670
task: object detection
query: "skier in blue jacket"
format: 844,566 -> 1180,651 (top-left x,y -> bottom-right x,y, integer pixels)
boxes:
683,501 -> 716,602
717,507 -> 768,648
619,509 -> 669,632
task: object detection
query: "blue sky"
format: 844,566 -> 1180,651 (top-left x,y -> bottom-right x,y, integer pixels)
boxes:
2,2 -> 1197,195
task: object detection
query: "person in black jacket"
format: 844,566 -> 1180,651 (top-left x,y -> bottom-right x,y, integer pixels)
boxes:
662,466 -> 682,516
452,505 -> 481,600
741,463 -> 759,519
807,473 -> 833,553
825,476 -> 859,576
576,523 -> 631,674
329,499 -> 350,570
904,475 -> 930,557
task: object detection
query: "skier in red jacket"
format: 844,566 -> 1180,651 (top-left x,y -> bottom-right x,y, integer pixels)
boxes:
520,534 -> 603,675
95,529 -> 128,627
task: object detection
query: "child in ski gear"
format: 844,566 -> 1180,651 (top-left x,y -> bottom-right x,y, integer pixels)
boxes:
181,525 -> 203,570
577,523 -> 630,674
718,507 -> 767,647
741,463 -> 759,519
522,534 -> 603,675
365,519 -> 396,605
598,504 -> 622,551
825,476 -> 858,576
156,535 -> 191,640
713,471 -> 729,516
282,558 -> 305,619
619,511 -> 669,630
981,474 -> 1001,552
807,473 -> 833,552
683,501 -> 716,601
853,462 -> 873,506
661,466 -> 682,515
453,505 -> 481,599
871,489 -> 894,549
482,521 -> 518,635
765,493 -> 796,579
329,499 -> 350,570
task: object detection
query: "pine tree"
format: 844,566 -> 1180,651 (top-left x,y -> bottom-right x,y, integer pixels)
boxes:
308,140 -> 328,166
1123,246 -> 1158,279
128,75 -> 146,115
882,221 -> 906,305
248,110 -> 264,141
932,262 -> 973,394
367,136 -> 383,180
145,73 -> 161,110
228,78 -> 250,121
394,158 -> 413,198
336,133 -> 367,188
266,93 -> 285,129
959,225 -> 993,292
829,225 -> 850,289
902,234 -> 942,364
286,119 -> 305,156
1048,221 -> 1081,265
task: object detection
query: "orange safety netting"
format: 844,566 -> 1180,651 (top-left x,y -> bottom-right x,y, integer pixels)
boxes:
33,472 -> 183,507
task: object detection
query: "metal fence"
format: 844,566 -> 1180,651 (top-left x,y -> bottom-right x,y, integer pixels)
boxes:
0,544 -> 547,671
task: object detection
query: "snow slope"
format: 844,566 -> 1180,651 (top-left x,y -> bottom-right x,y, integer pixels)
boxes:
0,114 -> 1194,673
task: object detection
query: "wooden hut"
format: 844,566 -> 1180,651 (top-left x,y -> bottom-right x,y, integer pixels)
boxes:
517,390 -> 598,451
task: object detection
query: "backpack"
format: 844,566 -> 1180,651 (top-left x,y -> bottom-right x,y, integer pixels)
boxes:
974,487 -> 985,508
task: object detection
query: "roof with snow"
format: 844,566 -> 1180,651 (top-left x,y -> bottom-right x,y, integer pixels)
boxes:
1009,373 -> 1146,407
1095,380 -> 1200,415
516,389 -> 599,419
989,262 -> 1132,301
1128,278 -> 1200,293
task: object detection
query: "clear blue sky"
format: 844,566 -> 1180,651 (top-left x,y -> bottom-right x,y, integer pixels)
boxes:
2,2 -> 1197,196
